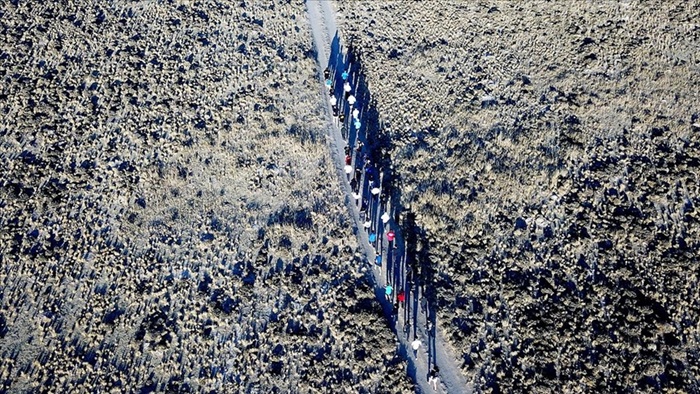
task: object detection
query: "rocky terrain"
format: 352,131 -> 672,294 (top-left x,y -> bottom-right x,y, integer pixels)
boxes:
0,0 -> 415,392
336,1 -> 700,393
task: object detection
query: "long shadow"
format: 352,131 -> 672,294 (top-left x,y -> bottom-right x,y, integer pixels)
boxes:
404,210 -> 421,341
421,233 -> 437,371
326,30 -> 440,387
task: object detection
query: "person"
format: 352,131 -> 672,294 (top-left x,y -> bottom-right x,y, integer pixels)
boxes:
344,145 -> 351,155
356,141 -> 364,153
392,302 -> 399,316
411,338 -> 421,353
365,165 -> 374,179
368,232 -> 377,243
371,187 -> 381,196
375,254 -> 382,266
363,219 -> 371,230
385,284 -> 393,301
354,119 -> 361,130
332,105 -> 339,116
397,289 -> 405,303
381,211 -> 390,224
339,113 -> 345,123
380,193 -> 389,209
386,230 -> 396,249
352,108 -> 360,119
386,230 -> 398,249
344,165 -> 353,175
330,95 -> 337,106
352,192 -> 361,201
344,81 -> 351,93
428,367 -> 440,390
345,155 -> 352,165
325,79 -> 332,90
347,95 -> 356,106
324,67 -> 330,80
341,69 -> 349,81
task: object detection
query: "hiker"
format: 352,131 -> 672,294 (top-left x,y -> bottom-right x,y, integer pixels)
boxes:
324,67 -> 330,80
344,165 -> 353,176
345,155 -> 352,165
330,95 -> 337,106
381,211 -> 390,224
350,177 -> 361,192
411,338 -> 421,353
380,193 -> 389,210
347,95 -> 356,106
428,367 -> 440,391
344,81 -> 351,93
375,254 -> 382,266
325,78 -> 332,91
379,190 -> 389,205
341,70 -> 349,81
387,229 -> 396,243
370,233 -> 379,244
352,108 -> 360,119
397,289 -> 405,303
385,284 -> 393,301
354,119 -> 361,130
365,166 -> 375,180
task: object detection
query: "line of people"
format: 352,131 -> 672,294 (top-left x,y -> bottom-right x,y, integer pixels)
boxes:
324,50 -> 442,391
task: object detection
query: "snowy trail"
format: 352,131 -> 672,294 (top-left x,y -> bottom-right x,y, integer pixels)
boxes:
305,1 -> 472,393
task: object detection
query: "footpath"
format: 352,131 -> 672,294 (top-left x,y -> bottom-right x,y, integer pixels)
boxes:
305,1 -> 473,393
